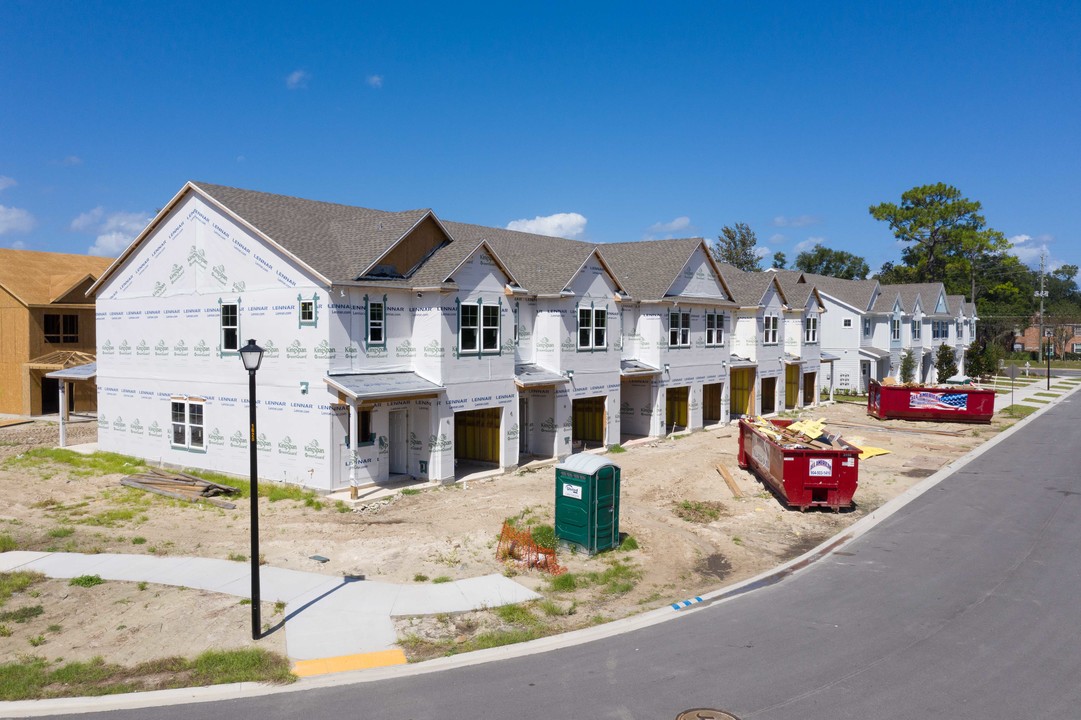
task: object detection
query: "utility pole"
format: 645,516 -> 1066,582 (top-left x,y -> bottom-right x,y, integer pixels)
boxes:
1036,251 -> 1047,362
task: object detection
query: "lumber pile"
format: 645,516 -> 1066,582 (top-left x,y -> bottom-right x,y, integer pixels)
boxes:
121,468 -> 239,509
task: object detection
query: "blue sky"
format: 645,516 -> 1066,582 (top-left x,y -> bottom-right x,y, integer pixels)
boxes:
2,2 -> 1079,281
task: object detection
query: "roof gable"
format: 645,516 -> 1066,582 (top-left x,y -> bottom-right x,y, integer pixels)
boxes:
0,248 -> 112,306
599,238 -> 732,302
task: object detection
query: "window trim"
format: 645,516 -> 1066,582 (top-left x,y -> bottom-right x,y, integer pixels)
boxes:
763,314 -> 779,345
843,318 -> 853,329
804,315 -> 818,344
912,319 -> 921,340
513,301 -> 520,346
298,293 -> 318,329
218,298 -> 240,355
705,311 -> 725,347
669,310 -> 691,348
456,298 -> 502,357
863,317 -> 872,338
576,302 -> 608,352
170,397 -> 206,453
891,318 -> 901,341
356,408 -> 375,447
364,294 -> 387,350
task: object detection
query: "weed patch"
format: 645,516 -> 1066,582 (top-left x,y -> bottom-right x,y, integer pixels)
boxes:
0,605 -> 43,623
674,500 -> 725,523
0,572 -> 44,606
69,574 -> 105,588
0,534 -> 16,553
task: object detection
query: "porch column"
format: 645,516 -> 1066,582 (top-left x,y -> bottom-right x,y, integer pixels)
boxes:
58,381 -> 67,448
348,399 -> 358,499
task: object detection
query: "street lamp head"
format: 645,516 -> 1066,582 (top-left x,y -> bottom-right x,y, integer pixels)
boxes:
239,339 -> 264,372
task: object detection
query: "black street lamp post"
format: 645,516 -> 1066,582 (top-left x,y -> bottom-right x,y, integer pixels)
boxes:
239,339 -> 265,640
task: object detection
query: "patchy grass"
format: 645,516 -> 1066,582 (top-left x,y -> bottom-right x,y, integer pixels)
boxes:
0,534 -> 16,553
0,605 -> 44,624
547,559 -> 642,596
69,574 -> 105,588
431,576 -> 452,584
0,648 -> 294,700
46,527 -> 74,538
413,573 -> 429,582
673,500 -> 725,523
606,444 -> 627,454
494,603 -> 541,627
3,449 -> 147,477
1001,404 -> 1037,419
0,571 -> 44,606
1025,398 -> 1050,405
618,535 -> 639,551
400,488 -> 421,496
1034,392 -> 1061,398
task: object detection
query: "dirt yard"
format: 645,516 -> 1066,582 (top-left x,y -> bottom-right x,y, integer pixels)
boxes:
0,403 -> 1013,667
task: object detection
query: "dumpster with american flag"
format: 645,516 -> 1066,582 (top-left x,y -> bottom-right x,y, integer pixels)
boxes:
868,379 -> 995,423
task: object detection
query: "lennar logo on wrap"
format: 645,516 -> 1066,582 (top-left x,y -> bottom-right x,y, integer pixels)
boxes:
809,458 -> 833,477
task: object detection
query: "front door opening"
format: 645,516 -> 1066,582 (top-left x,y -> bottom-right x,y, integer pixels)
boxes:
703,383 -> 723,425
761,377 -> 777,415
389,409 -> 407,475
665,386 -> 688,433
785,365 -> 800,409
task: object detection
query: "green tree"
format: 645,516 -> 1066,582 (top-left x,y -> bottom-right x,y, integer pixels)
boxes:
900,349 -> 916,384
795,243 -> 870,279
869,183 -> 1008,287
712,223 -> 761,271
935,342 -> 958,382
771,251 -> 787,269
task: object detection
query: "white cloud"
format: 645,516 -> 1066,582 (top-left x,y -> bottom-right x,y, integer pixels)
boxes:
506,212 -> 587,239
366,74 -> 384,88
70,206 -> 104,231
0,176 -> 16,192
793,238 -> 817,254
8,240 -> 26,250
62,155 -> 83,166
70,207 -> 151,257
0,205 -> 36,234
647,216 -> 690,235
285,70 -> 310,90
755,245 -> 772,259
772,214 -> 821,228
1008,233 -> 1050,266
768,233 -> 785,244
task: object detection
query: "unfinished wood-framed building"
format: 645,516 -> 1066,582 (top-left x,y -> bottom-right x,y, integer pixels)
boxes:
0,248 -> 112,416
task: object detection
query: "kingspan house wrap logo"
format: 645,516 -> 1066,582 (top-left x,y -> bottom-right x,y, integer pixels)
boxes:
423,340 -> 444,358
211,264 -> 228,285
314,340 -> 336,359
148,421 -> 163,438
232,280 -> 246,293
507,422 -> 519,441
262,339 -> 280,359
536,336 -> 555,352
345,344 -> 359,359
409,432 -> 422,451
395,339 -> 416,358
194,339 -> 211,357
278,435 -> 298,456
541,417 -> 558,433
152,281 -> 167,297
256,433 -> 271,452
304,439 -> 324,459
101,340 -> 115,355
230,430 -> 247,449
129,419 -> 143,435
428,433 -> 452,452
136,340 -> 150,356
112,416 -> 126,432
286,339 -> 307,359
155,340 -> 169,357
209,428 -> 225,447
173,339 -> 188,357
98,413 -> 107,430
119,340 -> 131,356
169,263 -> 185,284
187,245 -> 208,269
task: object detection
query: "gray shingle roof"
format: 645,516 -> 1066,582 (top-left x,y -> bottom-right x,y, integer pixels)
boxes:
442,221 -> 599,295
192,182 -> 431,282
798,272 -> 879,311
872,282 -> 947,315
599,239 -> 730,302
769,270 -> 816,309
716,263 -> 784,306
947,294 -> 967,318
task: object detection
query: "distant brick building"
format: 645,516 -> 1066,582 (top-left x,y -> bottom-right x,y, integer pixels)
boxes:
1014,323 -> 1081,356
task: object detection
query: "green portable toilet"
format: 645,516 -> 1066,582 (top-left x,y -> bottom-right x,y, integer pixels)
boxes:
554,454 -> 621,554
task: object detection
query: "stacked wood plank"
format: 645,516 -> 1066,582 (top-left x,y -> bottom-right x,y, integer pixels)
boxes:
121,468 -> 239,509
745,417 -> 849,451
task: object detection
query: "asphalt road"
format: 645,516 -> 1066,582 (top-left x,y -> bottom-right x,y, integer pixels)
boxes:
54,395 -> 1081,720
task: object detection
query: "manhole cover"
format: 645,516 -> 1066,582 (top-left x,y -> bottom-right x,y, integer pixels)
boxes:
675,710 -> 742,720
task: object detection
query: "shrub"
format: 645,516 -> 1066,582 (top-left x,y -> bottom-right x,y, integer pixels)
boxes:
69,575 -> 105,588
935,343 -> 959,382
530,524 -> 557,550
900,349 -> 916,384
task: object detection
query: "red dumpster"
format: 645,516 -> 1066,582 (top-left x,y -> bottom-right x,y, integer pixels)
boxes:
737,418 -> 860,511
867,380 -> 995,423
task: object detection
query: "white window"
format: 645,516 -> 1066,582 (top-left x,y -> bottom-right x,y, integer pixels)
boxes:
843,318 -> 853,328
170,399 -> 205,451
513,303 -> 520,346
298,295 -> 318,328
891,318 -> 901,341
669,311 -> 691,348
706,312 -> 725,347
912,320 -> 921,340
804,315 -> 818,344
1073,343 -> 1081,354
367,300 -> 385,346
763,315 -> 779,345
460,302 -> 500,354
577,306 -> 607,350
221,303 -> 239,352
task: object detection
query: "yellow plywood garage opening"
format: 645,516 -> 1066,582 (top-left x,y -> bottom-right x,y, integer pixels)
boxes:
572,396 -> 606,447
785,364 -> 800,409
454,407 -> 501,464
730,368 -> 756,418
665,386 -> 688,432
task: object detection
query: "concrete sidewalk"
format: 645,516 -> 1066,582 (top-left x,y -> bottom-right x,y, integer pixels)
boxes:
0,551 -> 540,675
991,372 -> 1080,412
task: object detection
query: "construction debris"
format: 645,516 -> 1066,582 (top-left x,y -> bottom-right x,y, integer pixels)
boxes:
715,462 -> 743,498
744,417 -> 848,451
121,468 -> 239,509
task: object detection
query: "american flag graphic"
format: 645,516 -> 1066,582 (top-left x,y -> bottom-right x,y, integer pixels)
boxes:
909,391 -> 968,411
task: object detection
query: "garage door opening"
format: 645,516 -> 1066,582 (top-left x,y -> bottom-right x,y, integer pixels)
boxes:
572,396 -> 606,450
730,368 -> 756,418
454,407 -> 501,472
785,365 -> 800,410
665,386 -> 688,434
